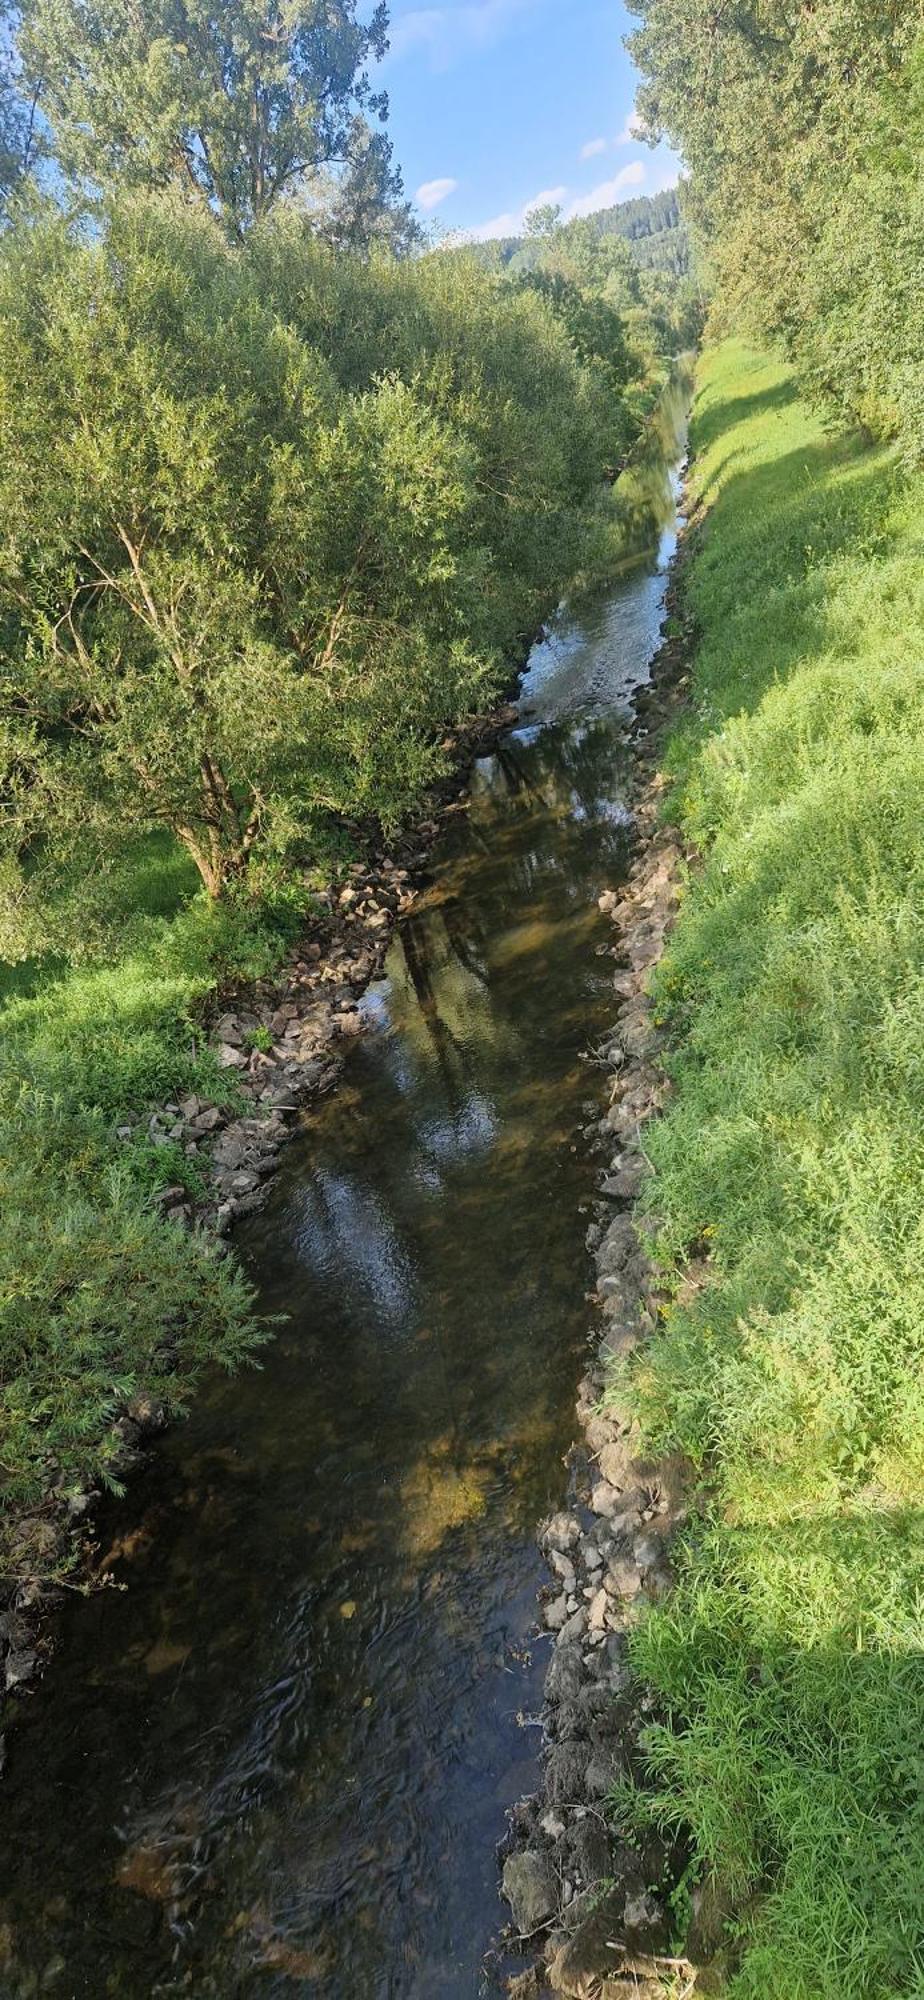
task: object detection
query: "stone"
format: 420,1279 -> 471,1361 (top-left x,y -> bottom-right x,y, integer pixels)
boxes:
584,1749 -> 617,1798
550,1549 -> 576,1590
597,1218 -> 638,1276
542,1512 -> 582,1553
569,1816 -> 612,1887
215,1014 -> 244,1045
4,1649 -> 38,1689
546,1740 -> 591,1806
633,1533 -> 663,1574
218,1043 -> 248,1070
607,1559 -> 643,1599
546,1886 -> 628,1996
545,1646 -> 584,1706
588,1589 -> 609,1632
502,1850 -> 557,1936
545,1594 -> 569,1632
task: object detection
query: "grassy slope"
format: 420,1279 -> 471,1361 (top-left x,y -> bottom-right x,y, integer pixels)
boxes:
618,341 -> 924,1996
0,857 -> 302,1544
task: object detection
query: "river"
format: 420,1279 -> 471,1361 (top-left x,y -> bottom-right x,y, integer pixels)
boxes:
0,377 -> 689,2000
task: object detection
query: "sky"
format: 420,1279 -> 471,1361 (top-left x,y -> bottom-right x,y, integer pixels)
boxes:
375,0 -> 680,240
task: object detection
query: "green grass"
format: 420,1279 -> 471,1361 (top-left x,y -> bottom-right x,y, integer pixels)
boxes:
611,341 -> 924,1996
0,841 -> 312,1546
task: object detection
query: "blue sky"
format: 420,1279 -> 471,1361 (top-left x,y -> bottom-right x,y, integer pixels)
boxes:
375,0 -> 680,239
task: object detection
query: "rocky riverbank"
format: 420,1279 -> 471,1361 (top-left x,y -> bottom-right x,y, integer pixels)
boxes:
0,701 -> 518,1709
499,546 -> 713,1998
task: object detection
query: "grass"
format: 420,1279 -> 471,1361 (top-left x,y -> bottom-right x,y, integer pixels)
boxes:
610,341 -> 924,1996
0,843 -> 311,1547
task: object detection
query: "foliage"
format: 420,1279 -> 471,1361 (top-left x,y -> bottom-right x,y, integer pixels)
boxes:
627,0 -> 924,459
0,197 -> 626,951
473,190 -> 703,362
613,341 -> 924,1997
16,0 -> 415,246
0,153 -> 646,1554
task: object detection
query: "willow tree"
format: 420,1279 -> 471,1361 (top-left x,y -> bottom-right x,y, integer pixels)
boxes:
17,0 -> 407,240
0,201 -> 494,952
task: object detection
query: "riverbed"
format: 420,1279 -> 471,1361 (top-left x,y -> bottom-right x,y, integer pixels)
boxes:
0,382 -> 689,2000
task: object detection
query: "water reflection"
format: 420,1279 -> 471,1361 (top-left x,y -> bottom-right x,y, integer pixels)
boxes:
0,380 -> 689,1999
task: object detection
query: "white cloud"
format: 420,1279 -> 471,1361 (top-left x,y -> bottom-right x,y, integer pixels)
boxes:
617,109 -> 648,145
580,137 -> 608,161
465,182 -> 567,242
387,0 -> 536,70
565,160 -> 646,220
416,176 -> 459,211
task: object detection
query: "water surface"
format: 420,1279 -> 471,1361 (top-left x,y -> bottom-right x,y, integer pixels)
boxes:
0,381 -> 688,2000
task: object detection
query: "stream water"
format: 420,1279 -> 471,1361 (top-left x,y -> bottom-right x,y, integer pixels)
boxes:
0,380 -> 689,2000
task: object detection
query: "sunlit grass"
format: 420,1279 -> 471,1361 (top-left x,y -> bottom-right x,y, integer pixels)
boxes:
611,341 -> 924,1996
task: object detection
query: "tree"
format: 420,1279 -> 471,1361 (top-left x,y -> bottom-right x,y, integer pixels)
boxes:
0,0 -> 40,217
18,0 -> 403,239
0,199 -> 626,954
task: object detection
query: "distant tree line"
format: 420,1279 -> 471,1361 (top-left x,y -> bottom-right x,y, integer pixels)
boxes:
469,190 -> 702,357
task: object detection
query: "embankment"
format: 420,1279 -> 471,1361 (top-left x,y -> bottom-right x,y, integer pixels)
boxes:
514,339 -> 924,1998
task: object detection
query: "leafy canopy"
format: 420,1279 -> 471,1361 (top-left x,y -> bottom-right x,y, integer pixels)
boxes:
0,197 -> 628,954
18,0 -> 406,239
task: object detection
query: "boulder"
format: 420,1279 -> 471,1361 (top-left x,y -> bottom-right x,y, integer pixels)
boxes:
502,1850 -> 557,1936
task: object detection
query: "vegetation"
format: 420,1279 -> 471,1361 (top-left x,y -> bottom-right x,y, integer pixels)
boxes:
473,188 -> 702,358
0,0 -> 681,1557
627,0 -> 924,460
612,339 -> 924,1997
15,0 -> 416,247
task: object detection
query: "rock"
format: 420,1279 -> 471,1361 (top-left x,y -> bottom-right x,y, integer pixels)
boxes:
194,1107 -> 222,1133
623,1890 -> 666,1942
215,1014 -> 244,1046
5,1649 -> 38,1689
545,1594 -> 569,1632
502,1850 -> 557,1936
546,1886 -> 627,1995
545,1646 -> 584,1705
212,1133 -> 250,1170
590,1481 -> 622,1518
550,1550 -> 576,1590
633,1533 -> 663,1574
546,1740 -> 591,1805
584,1749 -> 618,1799
607,1559 -> 643,1600
542,1512 -> 582,1554
230,1170 -> 260,1196
588,1589 -> 609,1632
569,1816 -> 612,1887
597,1218 -> 638,1276
218,1043 -> 248,1070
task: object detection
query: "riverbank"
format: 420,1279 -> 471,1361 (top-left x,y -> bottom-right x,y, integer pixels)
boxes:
516,338 -> 924,1999
501,494 -> 697,2000
0,695 -> 527,1701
